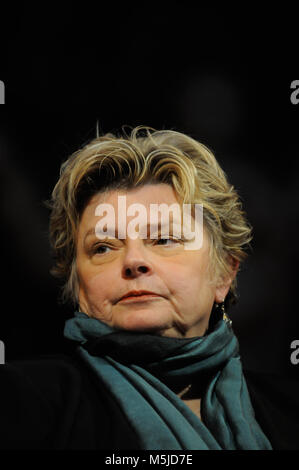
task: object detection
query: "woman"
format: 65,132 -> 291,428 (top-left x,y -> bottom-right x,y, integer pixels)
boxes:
0,126 -> 298,450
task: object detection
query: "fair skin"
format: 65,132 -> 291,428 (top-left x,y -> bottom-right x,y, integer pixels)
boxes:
76,183 -> 238,338
76,183 -> 238,418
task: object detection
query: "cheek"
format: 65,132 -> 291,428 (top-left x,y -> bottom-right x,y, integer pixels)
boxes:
79,271 -> 116,320
163,257 -> 211,302
80,269 -> 113,305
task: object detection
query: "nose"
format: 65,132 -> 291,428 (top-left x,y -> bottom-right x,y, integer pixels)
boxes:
121,240 -> 153,279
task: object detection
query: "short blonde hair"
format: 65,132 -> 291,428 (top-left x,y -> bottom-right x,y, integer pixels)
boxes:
47,126 -> 252,308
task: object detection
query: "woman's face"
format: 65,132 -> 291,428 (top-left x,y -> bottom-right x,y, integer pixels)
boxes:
76,184 -> 232,338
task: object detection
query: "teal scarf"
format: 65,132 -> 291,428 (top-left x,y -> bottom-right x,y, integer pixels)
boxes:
64,311 -> 272,450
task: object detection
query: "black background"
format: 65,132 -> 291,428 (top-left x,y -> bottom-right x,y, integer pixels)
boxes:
0,4 -> 298,377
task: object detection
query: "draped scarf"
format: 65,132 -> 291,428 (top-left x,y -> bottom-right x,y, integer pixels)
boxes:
64,311 -> 272,450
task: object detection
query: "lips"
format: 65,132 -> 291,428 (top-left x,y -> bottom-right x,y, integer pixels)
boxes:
118,290 -> 161,302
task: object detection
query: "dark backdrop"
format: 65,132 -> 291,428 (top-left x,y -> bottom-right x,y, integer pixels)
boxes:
0,5 -> 298,377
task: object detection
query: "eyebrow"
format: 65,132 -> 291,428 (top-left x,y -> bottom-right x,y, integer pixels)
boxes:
84,220 -> 183,242
84,228 -> 98,241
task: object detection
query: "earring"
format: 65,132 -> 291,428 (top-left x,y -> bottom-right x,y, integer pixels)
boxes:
216,299 -> 232,327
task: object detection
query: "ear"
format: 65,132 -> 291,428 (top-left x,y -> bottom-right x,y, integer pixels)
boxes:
214,256 -> 240,303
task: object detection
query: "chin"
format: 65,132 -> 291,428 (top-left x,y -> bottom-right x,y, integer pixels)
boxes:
116,309 -> 173,334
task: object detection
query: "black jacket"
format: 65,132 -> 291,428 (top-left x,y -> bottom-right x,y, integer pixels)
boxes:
0,353 -> 298,450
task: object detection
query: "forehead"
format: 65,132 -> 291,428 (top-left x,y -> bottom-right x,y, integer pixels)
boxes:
77,184 -> 185,241
77,183 -> 207,250
82,183 -> 181,219
91,183 -> 179,208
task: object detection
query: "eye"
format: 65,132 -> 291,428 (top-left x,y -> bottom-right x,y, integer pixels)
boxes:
155,237 -> 181,246
93,244 -> 112,255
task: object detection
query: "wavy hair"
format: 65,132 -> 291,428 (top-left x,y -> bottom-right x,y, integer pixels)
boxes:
46,126 -> 252,308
